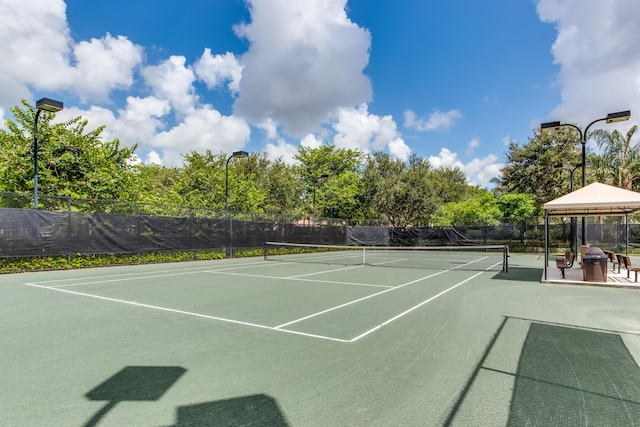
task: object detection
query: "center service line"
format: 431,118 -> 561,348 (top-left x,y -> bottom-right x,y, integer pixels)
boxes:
348,271 -> 483,342
274,269 -> 449,329
274,255 -> 491,330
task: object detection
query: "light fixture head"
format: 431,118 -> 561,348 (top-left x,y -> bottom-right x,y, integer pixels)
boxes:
540,121 -> 561,132
232,150 -> 249,157
35,97 -> 63,113
605,110 -> 631,123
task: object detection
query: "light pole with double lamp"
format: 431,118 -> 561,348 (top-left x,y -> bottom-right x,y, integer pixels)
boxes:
33,98 -> 64,209
541,110 -> 631,246
225,150 -> 249,257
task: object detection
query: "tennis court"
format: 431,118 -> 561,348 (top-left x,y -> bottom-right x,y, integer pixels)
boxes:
2,250 -> 640,426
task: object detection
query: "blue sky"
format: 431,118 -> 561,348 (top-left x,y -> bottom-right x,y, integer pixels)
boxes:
1,0 -> 639,188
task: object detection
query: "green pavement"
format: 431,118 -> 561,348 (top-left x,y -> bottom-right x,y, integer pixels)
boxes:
1,254 -> 639,426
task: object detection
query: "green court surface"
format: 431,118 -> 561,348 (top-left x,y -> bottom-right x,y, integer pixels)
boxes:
2,253 -> 640,426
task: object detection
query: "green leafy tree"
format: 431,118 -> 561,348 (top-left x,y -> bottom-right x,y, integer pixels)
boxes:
434,191 -> 503,226
262,157 -> 304,215
132,164 -> 185,210
321,171 -> 363,220
295,144 -> 364,219
497,129 -> 582,206
176,151 -> 226,211
498,192 -> 539,223
591,125 -> 640,190
362,152 -> 470,226
0,100 -> 138,204
176,150 -> 266,214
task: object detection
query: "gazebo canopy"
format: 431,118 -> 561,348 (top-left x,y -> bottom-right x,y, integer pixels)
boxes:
544,182 -> 640,216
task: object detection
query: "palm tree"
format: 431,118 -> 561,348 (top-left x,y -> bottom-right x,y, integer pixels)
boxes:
591,125 -> 639,190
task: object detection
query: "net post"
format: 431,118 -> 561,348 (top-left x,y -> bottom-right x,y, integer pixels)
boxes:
503,245 -> 509,273
263,242 -> 268,261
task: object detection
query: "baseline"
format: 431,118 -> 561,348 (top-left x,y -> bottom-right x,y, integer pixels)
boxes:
27,259 -> 278,287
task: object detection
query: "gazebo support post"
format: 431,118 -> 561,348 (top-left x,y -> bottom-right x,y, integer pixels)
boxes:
544,211 -> 549,280
626,214 -> 629,256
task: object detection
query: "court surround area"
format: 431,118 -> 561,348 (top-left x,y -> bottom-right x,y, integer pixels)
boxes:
2,252 -> 640,426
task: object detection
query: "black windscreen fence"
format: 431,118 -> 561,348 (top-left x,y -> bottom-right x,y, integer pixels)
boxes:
386,225 -> 527,248
1,208 -> 639,259
0,209 -> 346,258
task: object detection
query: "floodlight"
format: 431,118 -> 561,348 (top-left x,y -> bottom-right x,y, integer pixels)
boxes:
540,121 -> 561,132
35,97 -> 63,113
605,110 -> 631,123
33,97 -> 63,209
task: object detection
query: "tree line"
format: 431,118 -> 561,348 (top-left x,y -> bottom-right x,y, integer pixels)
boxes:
2,100 -> 637,226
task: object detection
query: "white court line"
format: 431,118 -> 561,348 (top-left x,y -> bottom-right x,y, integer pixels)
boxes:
274,256 -> 495,330
49,270 -> 208,288
205,270 -> 392,289
46,261 -> 289,289
286,264 -> 364,279
348,271 -> 483,342
23,282 -> 350,343
29,259 -> 278,285
23,258 -> 501,343
274,269 -> 449,329
451,256 -> 490,269
369,258 -> 409,266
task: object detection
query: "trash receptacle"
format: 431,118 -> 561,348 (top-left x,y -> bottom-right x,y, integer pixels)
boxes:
582,246 -> 608,282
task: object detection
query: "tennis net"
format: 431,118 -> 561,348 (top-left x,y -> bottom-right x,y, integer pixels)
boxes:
264,242 -> 509,272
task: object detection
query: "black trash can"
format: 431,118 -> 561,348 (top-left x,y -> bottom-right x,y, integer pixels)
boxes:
582,247 -> 608,282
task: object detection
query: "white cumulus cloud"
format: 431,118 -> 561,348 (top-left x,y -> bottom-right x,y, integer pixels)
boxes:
537,0 -> 640,132
142,56 -> 198,116
265,139 -> 298,163
233,0 -> 373,136
0,0 -> 142,105
152,106 -> 251,166
195,49 -> 243,93
404,109 -> 463,132
429,148 -> 502,188
332,104 -> 411,160
72,34 -> 143,102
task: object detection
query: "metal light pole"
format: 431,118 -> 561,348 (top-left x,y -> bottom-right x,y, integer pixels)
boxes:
224,150 -> 248,257
33,98 -> 63,209
541,110 -> 631,245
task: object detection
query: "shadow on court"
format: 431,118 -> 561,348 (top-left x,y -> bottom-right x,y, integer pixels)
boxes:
508,323 -> 640,425
172,394 -> 289,426
493,267 -> 542,282
445,318 -> 640,425
84,366 -> 289,426
85,366 -> 187,426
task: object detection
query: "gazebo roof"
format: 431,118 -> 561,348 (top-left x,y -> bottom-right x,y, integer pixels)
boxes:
543,182 -> 640,216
